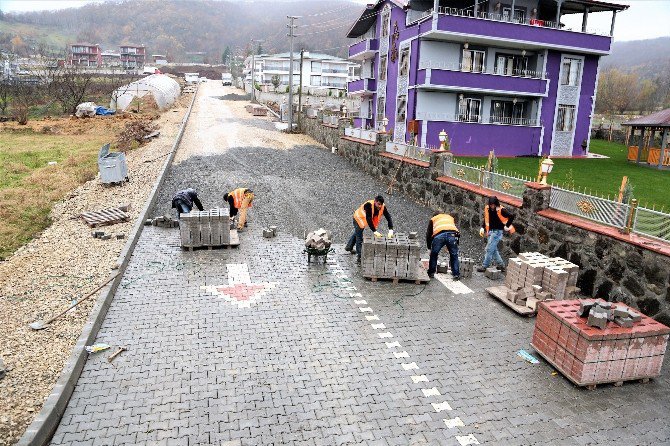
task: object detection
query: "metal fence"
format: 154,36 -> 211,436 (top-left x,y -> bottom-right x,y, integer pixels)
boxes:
549,186 -> 630,229
633,206 -> 670,242
442,160 -> 528,199
386,142 -> 433,163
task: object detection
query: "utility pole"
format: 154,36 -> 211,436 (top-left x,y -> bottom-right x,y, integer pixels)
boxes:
249,39 -> 263,101
298,48 -> 304,131
287,15 -> 300,131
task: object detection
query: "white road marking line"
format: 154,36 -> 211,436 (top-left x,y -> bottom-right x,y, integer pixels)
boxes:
350,293 -> 363,298
226,263 -> 251,285
394,351 -> 410,358
444,417 -> 465,428
385,341 -> 401,349
378,332 -> 393,338
354,300 -> 367,305
359,307 -> 373,313
411,375 -> 429,384
435,274 -> 473,294
456,435 -> 480,446
422,387 -> 441,397
371,323 -> 386,330
432,402 -> 453,412
402,362 -> 419,371
365,315 -> 380,321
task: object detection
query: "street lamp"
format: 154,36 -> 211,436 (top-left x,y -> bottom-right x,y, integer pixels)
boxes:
342,105 -> 347,116
438,129 -> 448,151
539,156 -> 554,185
381,116 -> 389,132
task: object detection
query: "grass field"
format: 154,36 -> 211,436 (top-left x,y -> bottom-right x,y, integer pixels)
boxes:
0,127 -> 113,260
456,139 -> 670,210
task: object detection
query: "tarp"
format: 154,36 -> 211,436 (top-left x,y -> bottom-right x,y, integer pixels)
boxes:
75,102 -> 97,118
95,106 -> 115,116
110,74 -> 180,112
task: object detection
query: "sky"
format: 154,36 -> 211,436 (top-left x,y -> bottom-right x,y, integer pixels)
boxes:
1,0 -> 669,42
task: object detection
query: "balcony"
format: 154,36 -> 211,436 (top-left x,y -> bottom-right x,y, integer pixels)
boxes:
348,38 -> 379,61
416,62 -> 547,97
348,78 -> 376,96
425,7 -> 612,55
416,112 -> 539,127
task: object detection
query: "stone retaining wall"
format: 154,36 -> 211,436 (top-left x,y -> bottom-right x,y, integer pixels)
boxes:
301,114 -> 670,326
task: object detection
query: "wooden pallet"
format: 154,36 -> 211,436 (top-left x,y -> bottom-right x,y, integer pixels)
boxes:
485,285 -> 536,316
365,269 -> 430,285
182,229 -> 239,251
80,207 -> 130,228
530,342 -> 653,390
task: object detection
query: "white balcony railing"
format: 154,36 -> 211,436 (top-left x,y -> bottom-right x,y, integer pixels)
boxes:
345,127 -> 378,143
419,59 -> 545,79
416,112 -> 540,127
351,28 -> 377,45
406,8 -> 432,25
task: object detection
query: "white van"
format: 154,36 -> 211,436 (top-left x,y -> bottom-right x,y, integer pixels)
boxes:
184,72 -> 200,83
221,73 -> 233,86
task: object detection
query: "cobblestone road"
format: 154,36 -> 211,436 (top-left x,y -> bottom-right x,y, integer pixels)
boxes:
50,83 -> 670,445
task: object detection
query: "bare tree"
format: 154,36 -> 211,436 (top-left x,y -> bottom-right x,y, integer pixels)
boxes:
11,80 -> 39,124
0,81 -> 10,115
46,64 -> 96,114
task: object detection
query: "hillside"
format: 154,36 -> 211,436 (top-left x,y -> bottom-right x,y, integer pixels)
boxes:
602,37 -> 670,79
0,0 -> 364,60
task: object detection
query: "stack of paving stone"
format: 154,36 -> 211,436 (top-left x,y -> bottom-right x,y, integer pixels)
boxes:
179,208 -> 230,248
579,300 -> 642,329
361,232 -> 423,281
501,252 -> 581,310
532,299 -> 669,387
437,256 -> 474,278
305,229 -> 331,249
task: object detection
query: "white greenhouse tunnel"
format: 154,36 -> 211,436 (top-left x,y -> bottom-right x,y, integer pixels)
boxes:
111,74 -> 181,112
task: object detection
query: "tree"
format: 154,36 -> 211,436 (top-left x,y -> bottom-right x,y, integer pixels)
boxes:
0,80 -> 10,115
12,80 -> 39,125
271,74 -> 280,92
222,46 -> 231,64
257,43 -> 263,55
47,65 -> 97,114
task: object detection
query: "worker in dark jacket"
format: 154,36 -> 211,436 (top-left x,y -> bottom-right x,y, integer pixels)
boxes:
345,195 -> 394,264
477,196 -> 515,272
224,188 -> 254,230
171,188 -> 204,218
426,212 -> 460,280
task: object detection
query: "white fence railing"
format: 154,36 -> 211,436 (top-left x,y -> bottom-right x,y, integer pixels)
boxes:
442,160 -> 528,199
633,206 -> 670,243
415,112 -> 539,127
550,187 -> 630,229
419,59 -> 545,79
322,115 -> 339,126
386,142 -> 433,163
345,127 -> 378,143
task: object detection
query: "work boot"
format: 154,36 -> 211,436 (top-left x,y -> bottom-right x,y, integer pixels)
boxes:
497,265 -> 506,272
345,246 -> 355,254
453,276 -> 460,281
476,266 -> 487,273
356,258 -> 361,265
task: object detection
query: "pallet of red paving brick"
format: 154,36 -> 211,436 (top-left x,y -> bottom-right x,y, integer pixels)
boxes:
531,299 -> 669,389
80,207 -> 130,228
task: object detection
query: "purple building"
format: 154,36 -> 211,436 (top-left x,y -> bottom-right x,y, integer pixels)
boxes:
347,0 -> 628,157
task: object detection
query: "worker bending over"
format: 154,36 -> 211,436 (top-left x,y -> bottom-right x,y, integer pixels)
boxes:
345,195 -> 394,264
477,195 -> 515,272
224,188 -> 254,231
171,188 -> 204,219
426,212 -> 460,280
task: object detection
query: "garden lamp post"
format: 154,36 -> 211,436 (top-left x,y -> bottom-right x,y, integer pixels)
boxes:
539,156 -> 554,185
438,129 -> 448,151
381,116 -> 389,133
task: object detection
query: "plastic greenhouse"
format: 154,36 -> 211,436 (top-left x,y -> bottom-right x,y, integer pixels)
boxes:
111,74 -> 180,112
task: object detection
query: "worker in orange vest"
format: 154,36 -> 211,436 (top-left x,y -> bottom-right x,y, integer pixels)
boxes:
345,195 -> 394,264
224,188 -> 254,231
477,196 -> 515,272
426,212 -> 460,280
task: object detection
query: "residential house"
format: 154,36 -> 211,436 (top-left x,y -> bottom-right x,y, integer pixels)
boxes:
346,0 -> 628,157
69,43 -> 102,67
120,45 -> 146,70
101,51 -> 122,68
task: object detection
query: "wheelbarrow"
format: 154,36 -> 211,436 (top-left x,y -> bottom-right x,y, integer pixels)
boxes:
304,247 -> 334,263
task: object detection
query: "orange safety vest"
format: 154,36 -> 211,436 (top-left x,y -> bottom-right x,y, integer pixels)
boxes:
484,204 -> 515,235
431,214 -> 459,237
230,188 -> 253,209
354,200 -> 384,229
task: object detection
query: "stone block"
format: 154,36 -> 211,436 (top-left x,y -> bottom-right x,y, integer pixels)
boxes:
100,234 -> 112,240
587,311 -> 608,329
578,299 -> 596,317
506,290 -> 519,302
263,229 -> 274,238
485,267 -> 502,280
614,317 -> 634,328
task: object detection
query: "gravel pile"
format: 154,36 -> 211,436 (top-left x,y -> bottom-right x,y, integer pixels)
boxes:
0,93 -> 192,445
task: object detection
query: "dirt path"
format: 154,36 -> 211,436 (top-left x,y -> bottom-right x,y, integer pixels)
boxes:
0,94 -> 191,446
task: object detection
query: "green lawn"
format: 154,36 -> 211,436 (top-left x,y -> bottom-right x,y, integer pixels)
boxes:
456,139 -> 670,211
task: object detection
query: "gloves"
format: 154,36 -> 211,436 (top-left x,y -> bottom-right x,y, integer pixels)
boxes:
504,225 -> 510,232
479,228 -> 485,238
373,231 -> 383,238
387,229 -> 394,238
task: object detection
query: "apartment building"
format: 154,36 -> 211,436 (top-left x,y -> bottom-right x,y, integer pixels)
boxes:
347,0 -> 628,157
69,43 -> 102,67
245,52 -> 359,91
120,45 -> 146,70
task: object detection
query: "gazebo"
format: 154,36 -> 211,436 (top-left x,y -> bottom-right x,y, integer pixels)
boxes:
622,109 -> 670,169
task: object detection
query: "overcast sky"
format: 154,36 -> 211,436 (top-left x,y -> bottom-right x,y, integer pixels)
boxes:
2,0 -> 669,41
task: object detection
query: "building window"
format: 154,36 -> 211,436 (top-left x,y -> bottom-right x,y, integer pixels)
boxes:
310,75 -> 322,87
379,56 -> 387,81
491,100 -> 525,125
495,54 -> 529,76
377,96 -> 385,120
311,61 -> 322,73
503,7 -> 526,23
458,98 -> 481,123
396,95 -> 407,122
556,105 -> 576,131
462,49 -> 485,73
367,99 -> 374,119
561,58 -> 582,86
399,47 -> 410,77
381,9 -> 390,37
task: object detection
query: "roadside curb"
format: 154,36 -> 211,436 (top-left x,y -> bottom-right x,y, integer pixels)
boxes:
17,84 -> 200,446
